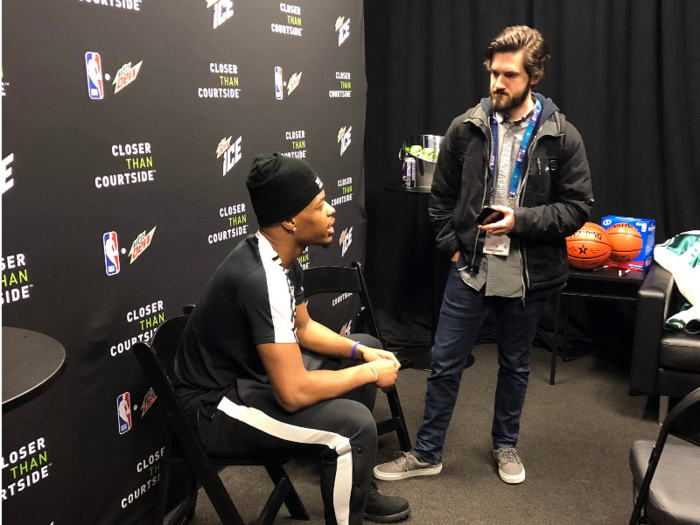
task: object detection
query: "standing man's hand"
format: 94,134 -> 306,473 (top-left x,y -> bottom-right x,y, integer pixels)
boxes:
478,205 -> 515,236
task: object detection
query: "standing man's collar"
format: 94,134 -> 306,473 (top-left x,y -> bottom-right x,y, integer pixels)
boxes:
495,95 -> 537,125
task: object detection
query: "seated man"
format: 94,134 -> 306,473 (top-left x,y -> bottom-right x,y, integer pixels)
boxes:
174,152 -> 411,525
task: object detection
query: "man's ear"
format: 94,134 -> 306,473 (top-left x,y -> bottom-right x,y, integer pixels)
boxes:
530,75 -> 542,87
282,218 -> 296,233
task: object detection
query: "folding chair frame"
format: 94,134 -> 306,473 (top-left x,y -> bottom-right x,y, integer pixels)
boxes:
629,387 -> 700,525
303,261 -> 413,452
132,316 -> 308,525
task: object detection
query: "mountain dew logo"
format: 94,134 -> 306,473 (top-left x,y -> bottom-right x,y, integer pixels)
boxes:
113,61 -> 143,93
287,72 -> 302,95
128,227 -> 156,263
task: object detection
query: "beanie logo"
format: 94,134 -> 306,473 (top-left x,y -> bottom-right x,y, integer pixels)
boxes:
315,176 -> 323,189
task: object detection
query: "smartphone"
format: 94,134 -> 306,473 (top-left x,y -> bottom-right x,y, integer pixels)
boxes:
475,207 -> 505,225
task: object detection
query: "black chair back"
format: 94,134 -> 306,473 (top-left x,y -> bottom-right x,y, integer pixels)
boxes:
303,262 -> 384,345
629,386 -> 700,525
133,315 -> 246,525
302,261 -> 411,451
150,315 -> 189,379
303,265 -> 363,297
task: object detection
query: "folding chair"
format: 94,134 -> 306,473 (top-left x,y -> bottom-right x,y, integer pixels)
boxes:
303,261 -> 413,452
629,386 -> 700,525
132,315 -> 309,525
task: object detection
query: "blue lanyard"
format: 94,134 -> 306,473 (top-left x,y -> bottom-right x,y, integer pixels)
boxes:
489,98 -> 542,201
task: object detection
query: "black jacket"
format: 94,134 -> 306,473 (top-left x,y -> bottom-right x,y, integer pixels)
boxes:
429,93 -> 594,296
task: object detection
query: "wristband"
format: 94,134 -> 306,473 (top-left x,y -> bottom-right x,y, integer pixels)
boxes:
366,363 -> 378,382
351,341 -> 362,362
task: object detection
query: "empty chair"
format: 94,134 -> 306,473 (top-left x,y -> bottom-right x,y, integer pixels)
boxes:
629,386 -> 700,525
303,261 -> 413,452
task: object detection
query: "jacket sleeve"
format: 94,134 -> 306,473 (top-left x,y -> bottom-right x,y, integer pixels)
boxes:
512,120 -> 594,240
429,118 -> 464,257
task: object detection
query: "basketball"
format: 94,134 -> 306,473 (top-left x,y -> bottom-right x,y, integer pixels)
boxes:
566,222 -> 612,269
605,223 -> 643,262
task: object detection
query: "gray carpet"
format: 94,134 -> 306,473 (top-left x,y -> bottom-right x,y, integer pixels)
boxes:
174,344 -> 679,525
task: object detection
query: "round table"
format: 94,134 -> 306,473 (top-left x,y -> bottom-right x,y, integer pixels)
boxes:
2,327 -> 66,412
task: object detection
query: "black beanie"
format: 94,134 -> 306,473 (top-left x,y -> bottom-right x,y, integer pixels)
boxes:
246,152 -> 324,226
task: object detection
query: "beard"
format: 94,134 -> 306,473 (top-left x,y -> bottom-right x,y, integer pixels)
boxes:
491,84 -> 531,114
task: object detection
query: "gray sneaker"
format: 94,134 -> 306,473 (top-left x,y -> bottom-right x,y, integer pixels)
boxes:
374,452 -> 443,481
493,448 -> 525,484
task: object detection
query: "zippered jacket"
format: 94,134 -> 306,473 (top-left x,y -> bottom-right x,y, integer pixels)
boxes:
429,93 -> 594,295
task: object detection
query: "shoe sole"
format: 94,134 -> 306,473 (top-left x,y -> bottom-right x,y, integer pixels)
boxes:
497,467 -> 525,484
364,507 -> 412,523
373,463 -> 443,481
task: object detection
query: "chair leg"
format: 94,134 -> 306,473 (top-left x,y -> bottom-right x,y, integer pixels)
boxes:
188,460 -> 245,525
264,465 -> 310,520
658,396 -> 669,425
167,471 -> 199,525
155,462 -> 171,524
255,476 -> 291,525
386,388 -> 412,452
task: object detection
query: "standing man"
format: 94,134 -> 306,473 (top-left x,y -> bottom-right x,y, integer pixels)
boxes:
375,26 -> 593,484
175,152 -> 411,524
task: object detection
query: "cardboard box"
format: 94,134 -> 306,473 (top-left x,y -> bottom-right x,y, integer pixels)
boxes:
601,215 -> 656,271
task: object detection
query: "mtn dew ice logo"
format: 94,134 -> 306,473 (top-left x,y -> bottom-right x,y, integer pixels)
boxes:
128,227 -> 156,263
113,60 -> 143,93
217,135 -> 242,176
338,126 -> 352,156
208,0 -> 233,29
335,16 -> 350,46
339,226 -> 353,256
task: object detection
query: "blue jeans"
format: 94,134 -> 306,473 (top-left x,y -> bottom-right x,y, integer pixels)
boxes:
411,264 -> 547,464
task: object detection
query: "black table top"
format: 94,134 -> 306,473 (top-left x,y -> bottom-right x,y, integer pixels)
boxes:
564,267 -> 648,300
2,327 -> 66,412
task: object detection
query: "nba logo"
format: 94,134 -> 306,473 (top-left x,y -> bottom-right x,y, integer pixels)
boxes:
117,392 -> 132,434
103,231 -> 120,276
85,52 -> 104,100
275,67 -> 283,100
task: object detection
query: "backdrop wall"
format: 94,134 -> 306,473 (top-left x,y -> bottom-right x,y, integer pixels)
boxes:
2,1 -> 367,523
363,0 -> 700,349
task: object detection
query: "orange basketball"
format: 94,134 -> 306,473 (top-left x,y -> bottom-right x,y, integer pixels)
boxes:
566,222 -> 612,269
605,223 -> 642,262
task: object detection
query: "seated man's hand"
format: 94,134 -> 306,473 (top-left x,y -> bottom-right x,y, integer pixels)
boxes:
359,347 -> 400,392
369,359 -> 400,391
359,347 -> 401,368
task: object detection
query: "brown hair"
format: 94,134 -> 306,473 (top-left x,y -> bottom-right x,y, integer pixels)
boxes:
484,26 -> 550,80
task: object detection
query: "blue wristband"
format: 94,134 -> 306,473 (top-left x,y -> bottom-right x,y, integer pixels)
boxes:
351,341 -> 362,362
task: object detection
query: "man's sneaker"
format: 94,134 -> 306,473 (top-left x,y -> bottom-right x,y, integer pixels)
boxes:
363,481 -> 411,522
493,448 -> 525,484
373,452 -> 443,481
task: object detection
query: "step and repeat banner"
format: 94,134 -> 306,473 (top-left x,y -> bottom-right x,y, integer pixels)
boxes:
2,0 -> 367,522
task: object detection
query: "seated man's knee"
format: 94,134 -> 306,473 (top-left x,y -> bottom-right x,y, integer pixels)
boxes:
333,399 -> 377,442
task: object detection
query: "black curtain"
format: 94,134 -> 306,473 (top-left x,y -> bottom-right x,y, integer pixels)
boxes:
363,0 -> 700,347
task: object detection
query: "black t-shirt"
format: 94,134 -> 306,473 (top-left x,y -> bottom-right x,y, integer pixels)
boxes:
174,232 -> 305,421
